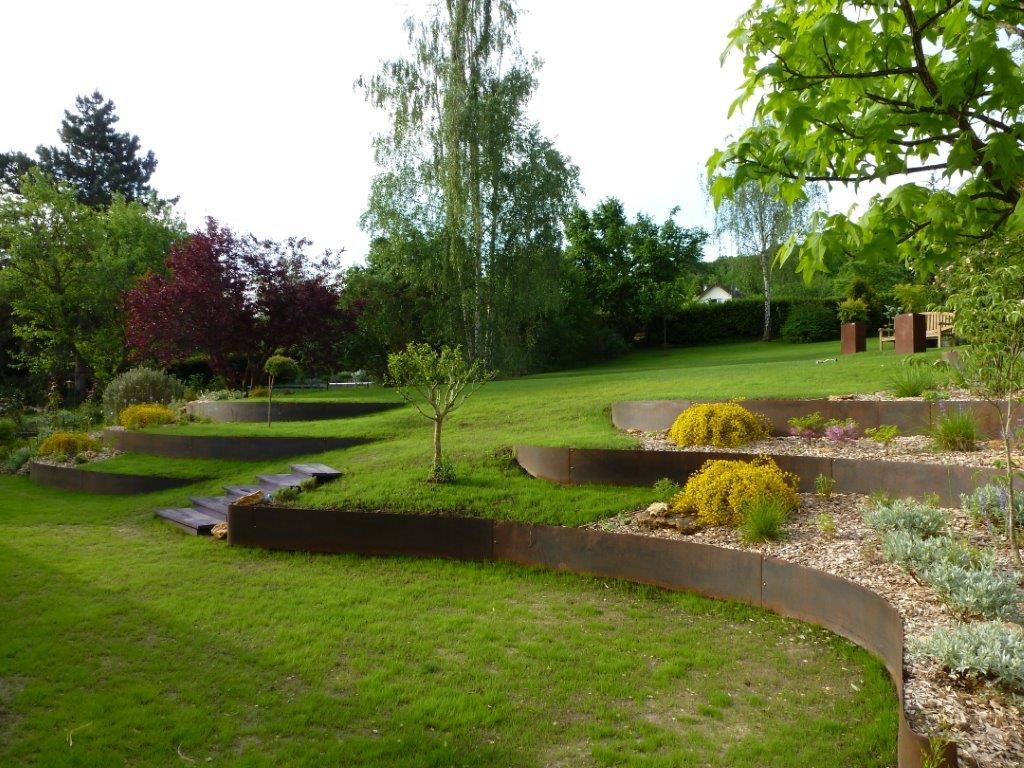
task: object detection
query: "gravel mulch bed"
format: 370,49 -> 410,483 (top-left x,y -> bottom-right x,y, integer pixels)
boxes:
827,387 -> 980,402
27,429 -> 121,472
592,495 -> 1024,768
640,432 -> 1016,469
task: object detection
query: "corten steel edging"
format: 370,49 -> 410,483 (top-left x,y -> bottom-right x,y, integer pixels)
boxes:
103,428 -> 370,460
186,400 -> 401,423
612,398 -> 1008,438
227,505 -> 495,561
517,445 -> 994,504
27,461 -> 203,495
227,508 -> 956,767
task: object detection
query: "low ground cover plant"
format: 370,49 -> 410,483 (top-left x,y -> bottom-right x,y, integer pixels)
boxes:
652,477 -> 680,502
118,404 -> 177,430
864,425 -> 900,453
36,431 -> 100,458
914,622 -> 1024,693
864,498 -> 947,538
923,561 -> 1022,621
929,406 -> 980,452
787,412 -> 859,442
669,402 -> 771,448
670,456 -> 798,526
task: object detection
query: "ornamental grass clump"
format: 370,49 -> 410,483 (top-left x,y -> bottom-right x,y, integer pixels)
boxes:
739,495 -> 790,543
888,363 -> 942,398
37,431 -> 100,458
929,406 -> 981,452
670,457 -> 798,527
118,404 -> 177,429
914,622 -> 1024,693
668,402 -> 770,448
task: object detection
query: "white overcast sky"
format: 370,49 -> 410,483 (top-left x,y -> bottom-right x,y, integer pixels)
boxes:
2,0 -> 805,266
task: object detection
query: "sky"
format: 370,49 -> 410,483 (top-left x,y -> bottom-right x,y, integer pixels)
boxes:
3,0 -> 775,266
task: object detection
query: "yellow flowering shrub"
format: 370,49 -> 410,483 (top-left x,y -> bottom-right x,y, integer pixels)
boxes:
37,431 -> 101,457
118,404 -> 177,429
670,457 -> 799,527
667,402 -> 771,447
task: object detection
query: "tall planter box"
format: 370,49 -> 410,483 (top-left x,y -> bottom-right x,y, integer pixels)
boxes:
840,321 -> 866,354
894,313 -> 926,354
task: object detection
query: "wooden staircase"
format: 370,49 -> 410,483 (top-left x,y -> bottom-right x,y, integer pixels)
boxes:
156,463 -> 341,535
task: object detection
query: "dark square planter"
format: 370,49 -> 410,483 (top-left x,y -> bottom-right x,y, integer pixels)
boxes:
840,321 -> 866,354
894,313 -> 926,354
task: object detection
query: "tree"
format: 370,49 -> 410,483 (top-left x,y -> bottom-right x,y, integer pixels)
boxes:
263,354 -> 298,427
709,1 -> 1024,280
125,219 -> 353,385
385,342 -> 493,481
710,177 -> 826,339
942,232 -> 1024,566
360,0 -> 579,369
564,198 -> 707,345
2,91 -> 164,207
0,171 -> 182,396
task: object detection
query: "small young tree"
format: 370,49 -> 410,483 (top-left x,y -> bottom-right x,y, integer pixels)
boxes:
386,343 -> 494,481
263,354 -> 298,427
944,232 -> 1024,566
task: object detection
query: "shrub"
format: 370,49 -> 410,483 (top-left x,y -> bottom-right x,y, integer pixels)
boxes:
1,447 -> 32,474
880,531 -> 982,575
816,513 -> 837,538
922,561 -> 1022,621
428,455 -> 457,484
929,406 -> 981,452
864,424 -> 900,452
670,457 -> 799,527
653,477 -> 681,502
668,402 -> 771,448
197,388 -> 244,401
37,432 -> 100,458
118,404 -> 177,430
660,298 -> 837,346
780,301 -> 840,343
865,498 -> 947,538
914,622 -> 1024,693
102,367 -> 185,421
788,412 -> 828,440
248,386 -> 269,399
272,485 -> 301,503
888,364 -> 941,398
814,473 -> 834,500
0,418 -> 16,447
961,484 -> 1019,534
39,409 -> 95,436
739,495 -> 790,543
837,297 -> 870,324
824,418 -> 859,443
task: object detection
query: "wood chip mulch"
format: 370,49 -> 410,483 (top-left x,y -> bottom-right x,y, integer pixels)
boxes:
591,496 -> 1024,768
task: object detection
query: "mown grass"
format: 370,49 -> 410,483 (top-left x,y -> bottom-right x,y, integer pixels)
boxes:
0,341 -> 919,765
0,477 -> 896,767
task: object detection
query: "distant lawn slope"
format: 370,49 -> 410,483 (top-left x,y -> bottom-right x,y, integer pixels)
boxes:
94,340 -> 930,524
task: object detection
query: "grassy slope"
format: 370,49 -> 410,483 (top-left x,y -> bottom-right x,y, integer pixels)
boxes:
0,342 -> 917,765
0,477 -> 896,767
94,340 -> 931,525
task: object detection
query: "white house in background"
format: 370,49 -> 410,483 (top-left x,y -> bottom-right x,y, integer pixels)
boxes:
696,284 -> 739,304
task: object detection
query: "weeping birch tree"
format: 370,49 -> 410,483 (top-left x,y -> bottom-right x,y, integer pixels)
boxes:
359,0 -> 579,370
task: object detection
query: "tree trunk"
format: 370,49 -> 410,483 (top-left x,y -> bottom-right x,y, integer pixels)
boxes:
433,417 -> 443,470
761,252 -> 772,341
1004,398 -> 1022,566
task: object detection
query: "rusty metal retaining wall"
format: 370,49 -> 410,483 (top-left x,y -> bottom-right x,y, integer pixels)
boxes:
612,398 -> 1007,438
186,400 -> 400,423
227,506 -> 956,767
103,428 -> 369,460
28,461 -> 201,495
515,445 -> 998,506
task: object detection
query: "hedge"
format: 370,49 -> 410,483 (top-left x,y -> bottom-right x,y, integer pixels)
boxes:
650,298 -> 839,346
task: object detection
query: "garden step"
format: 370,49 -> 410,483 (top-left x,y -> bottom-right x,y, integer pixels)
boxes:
256,473 -> 308,489
223,485 -> 263,499
189,496 -> 231,517
156,507 -> 221,536
290,463 -> 342,481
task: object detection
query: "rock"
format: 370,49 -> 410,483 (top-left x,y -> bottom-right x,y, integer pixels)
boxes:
646,502 -> 669,516
232,490 -> 264,507
211,523 -> 228,539
669,514 -> 701,535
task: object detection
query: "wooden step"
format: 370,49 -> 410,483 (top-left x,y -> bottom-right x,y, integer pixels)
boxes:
188,496 -> 230,519
290,463 -> 342,481
156,507 -> 221,535
223,485 -> 263,498
256,473 -> 307,489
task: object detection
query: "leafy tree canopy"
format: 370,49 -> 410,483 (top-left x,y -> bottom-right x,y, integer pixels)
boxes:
709,0 -> 1024,279
2,91 -> 166,207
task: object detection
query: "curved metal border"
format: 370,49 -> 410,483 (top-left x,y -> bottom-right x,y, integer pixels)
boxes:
186,400 -> 401,423
515,445 -> 998,507
28,460 -> 202,495
612,398 -> 1006,438
103,428 -> 370,460
227,506 -> 957,767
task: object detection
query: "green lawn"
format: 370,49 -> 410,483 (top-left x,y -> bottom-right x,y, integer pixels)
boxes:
0,340 -> 921,765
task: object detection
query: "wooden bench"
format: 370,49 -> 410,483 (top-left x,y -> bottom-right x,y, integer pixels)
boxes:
879,312 -> 955,351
